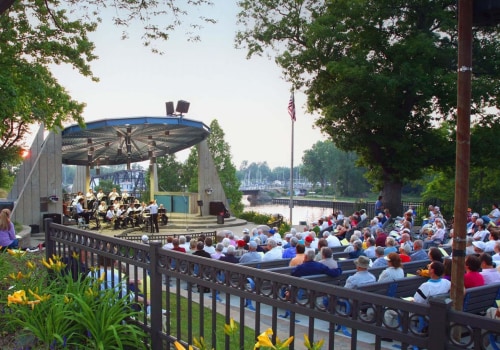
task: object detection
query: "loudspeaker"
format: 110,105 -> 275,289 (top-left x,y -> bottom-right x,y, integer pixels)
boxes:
176,100 -> 190,114
166,101 -> 175,115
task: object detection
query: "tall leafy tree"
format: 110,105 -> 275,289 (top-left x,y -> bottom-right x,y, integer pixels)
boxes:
302,141 -> 335,195
236,0 -> 500,215
156,154 -> 183,192
1,0 -> 215,190
302,140 -> 370,196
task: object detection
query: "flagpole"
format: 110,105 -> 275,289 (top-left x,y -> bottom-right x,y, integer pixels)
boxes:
289,117 -> 294,225
288,91 -> 296,226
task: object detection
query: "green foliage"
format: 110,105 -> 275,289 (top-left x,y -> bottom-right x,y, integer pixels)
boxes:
157,154 -> 184,192
0,252 -> 147,349
95,179 -> 118,197
239,211 -> 272,225
206,120 -> 243,216
301,140 -> 370,197
183,147 -> 199,193
236,0 -> 500,214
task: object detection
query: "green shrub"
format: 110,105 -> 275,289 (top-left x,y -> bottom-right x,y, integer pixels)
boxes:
0,251 -> 147,349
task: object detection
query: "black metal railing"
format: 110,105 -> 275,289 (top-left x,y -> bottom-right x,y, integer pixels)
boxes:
43,219 -> 499,350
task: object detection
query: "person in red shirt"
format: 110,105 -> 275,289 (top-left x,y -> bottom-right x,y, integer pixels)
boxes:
375,228 -> 388,247
171,238 -> 186,253
399,245 -> 412,263
464,254 -> 484,289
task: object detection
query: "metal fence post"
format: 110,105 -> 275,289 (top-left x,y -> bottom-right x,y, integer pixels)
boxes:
44,218 -> 54,259
148,241 -> 163,350
428,297 -> 452,350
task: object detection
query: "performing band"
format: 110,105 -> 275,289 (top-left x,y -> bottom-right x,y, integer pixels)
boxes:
65,189 -> 168,231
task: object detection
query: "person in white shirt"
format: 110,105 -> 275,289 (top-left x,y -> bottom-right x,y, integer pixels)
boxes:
378,253 -> 404,283
86,189 -> 96,202
492,241 -> 500,262
96,189 -> 105,201
484,231 -> 499,253
262,238 -> 283,261
105,205 -> 115,224
108,188 -> 120,202
413,261 -> 451,304
480,253 -> 500,285
482,203 -> 500,225
324,231 -> 341,248
122,190 -> 129,203
472,219 -> 489,241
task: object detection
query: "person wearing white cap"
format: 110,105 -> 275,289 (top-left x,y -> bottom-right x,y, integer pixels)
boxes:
141,235 -> 149,244
472,241 -> 486,254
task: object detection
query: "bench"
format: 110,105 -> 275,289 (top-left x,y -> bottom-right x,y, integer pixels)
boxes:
462,282 -> 500,314
358,276 -> 428,298
240,259 -> 291,269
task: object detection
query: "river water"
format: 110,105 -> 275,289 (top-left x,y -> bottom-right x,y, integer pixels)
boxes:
242,196 -> 333,225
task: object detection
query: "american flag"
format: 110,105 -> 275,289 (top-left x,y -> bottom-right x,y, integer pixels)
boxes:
288,92 -> 296,121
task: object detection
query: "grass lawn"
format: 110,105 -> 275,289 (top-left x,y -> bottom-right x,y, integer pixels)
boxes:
165,291 -> 256,349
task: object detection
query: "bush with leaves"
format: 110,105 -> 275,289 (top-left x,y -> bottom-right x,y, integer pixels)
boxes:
0,250 -> 147,349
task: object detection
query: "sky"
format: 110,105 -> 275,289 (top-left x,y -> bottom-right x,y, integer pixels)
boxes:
48,1 -> 326,170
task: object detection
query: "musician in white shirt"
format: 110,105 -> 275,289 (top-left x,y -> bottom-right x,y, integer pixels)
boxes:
108,188 -> 120,202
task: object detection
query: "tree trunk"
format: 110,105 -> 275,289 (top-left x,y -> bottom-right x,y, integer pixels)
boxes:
0,0 -> 15,15
382,180 -> 403,217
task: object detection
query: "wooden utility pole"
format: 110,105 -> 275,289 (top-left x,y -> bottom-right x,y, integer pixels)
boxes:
451,0 -> 473,312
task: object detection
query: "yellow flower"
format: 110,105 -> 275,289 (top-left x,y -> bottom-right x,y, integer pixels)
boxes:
42,256 -> 66,272
29,289 -> 50,302
254,328 -> 275,349
26,300 -> 41,310
7,249 -> 26,258
276,335 -> 294,349
7,290 -> 27,306
193,336 -> 212,350
303,335 -> 323,350
224,317 -> 237,336
26,261 -> 36,270
85,287 -> 98,298
173,341 -> 194,350
64,295 -> 72,304
72,251 -> 79,260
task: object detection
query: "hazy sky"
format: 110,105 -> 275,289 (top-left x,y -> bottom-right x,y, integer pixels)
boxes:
50,2 -> 325,169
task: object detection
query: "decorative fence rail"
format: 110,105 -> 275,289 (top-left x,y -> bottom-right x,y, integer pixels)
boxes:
44,219 -> 499,350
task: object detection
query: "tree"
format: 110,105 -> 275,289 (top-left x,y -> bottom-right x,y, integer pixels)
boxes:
302,140 -> 370,197
236,0 -> 500,215
156,154 -> 183,192
302,141 -> 335,195
1,0 -> 215,191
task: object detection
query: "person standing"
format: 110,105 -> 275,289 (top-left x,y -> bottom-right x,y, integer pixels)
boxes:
375,196 -> 384,215
147,200 -> 159,233
0,209 -> 18,249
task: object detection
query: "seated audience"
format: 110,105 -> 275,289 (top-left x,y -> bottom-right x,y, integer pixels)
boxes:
464,254 -> 484,289
413,261 -> 450,304
479,253 -> 500,285
239,241 -> 262,264
378,252 -> 404,283
344,256 -> 376,289
291,250 -> 342,277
